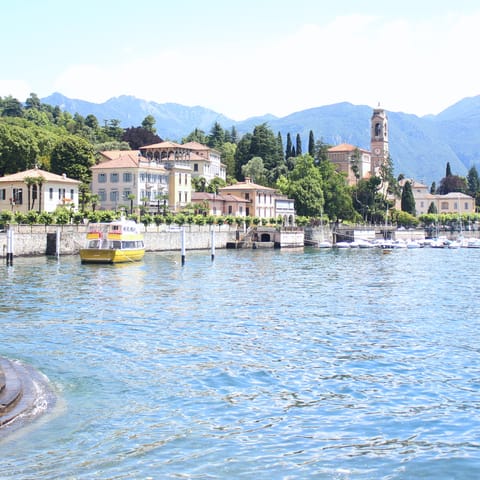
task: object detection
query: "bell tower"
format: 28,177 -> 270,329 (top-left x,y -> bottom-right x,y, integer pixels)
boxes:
370,105 -> 389,175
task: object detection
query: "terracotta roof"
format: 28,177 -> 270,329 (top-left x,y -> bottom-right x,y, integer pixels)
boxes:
328,143 -> 368,153
182,141 -> 209,150
140,141 -> 184,149
92,151 -> 141,170
0,168 -> 80,184
219,178 -> 276,193
191,192 -> 248,203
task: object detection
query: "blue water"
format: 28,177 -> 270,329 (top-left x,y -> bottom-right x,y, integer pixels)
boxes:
1,247 -> 480,479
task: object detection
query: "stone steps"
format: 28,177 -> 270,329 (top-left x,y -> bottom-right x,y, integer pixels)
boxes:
0,357 -> 25,426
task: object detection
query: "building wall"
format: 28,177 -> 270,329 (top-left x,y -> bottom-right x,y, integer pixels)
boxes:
0,181 -> 79,213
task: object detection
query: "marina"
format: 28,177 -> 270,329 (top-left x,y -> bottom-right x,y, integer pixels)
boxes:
1,248 -> 480,479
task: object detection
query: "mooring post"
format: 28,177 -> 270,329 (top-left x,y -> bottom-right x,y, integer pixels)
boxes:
181,226 -> 186,266
56,228 -> 61,258
6,225 -> 13,266
211,227 -> 215,261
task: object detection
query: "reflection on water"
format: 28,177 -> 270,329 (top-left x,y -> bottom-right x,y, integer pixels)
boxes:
1,248 -> 480,479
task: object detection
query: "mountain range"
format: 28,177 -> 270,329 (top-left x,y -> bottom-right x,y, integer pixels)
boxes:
42,92 -> 480,185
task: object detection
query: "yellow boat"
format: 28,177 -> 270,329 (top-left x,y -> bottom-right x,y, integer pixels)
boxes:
79,218 -> 145,264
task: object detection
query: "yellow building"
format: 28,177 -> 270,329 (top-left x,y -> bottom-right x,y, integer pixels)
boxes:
398,179 -> 475,215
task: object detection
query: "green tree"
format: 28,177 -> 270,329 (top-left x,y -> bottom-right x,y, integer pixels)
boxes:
295,133 -> 302,156
277,154 -> 324,217
467,165 -> 480,197
428,201 -> 438,214
206,176 -> 227,194
1,95 -> 23,117
0,122 -> 40,175
308,130 -> 315,157
24,93 -> 41,110
241,156 -> 267,185
249,123 -> 282,174
314,139 -> 330,164
285,133 -> 293,160
50,135 -> 95,181
446,162 -> 452,177
318,159 -> 356,221
183,128 -> 207,144
207,122 -> 225,149
400,180 -> 416,215
219,142 -> 236,179
141,115 -> 157,134
437,175 -> 467,194
234,132 -> 252,179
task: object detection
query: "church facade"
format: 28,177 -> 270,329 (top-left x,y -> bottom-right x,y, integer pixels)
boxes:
327,105 -> 389,186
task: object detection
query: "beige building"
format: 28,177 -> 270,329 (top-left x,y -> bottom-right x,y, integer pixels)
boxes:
139,141 -> 226,183
398,179 -> 475,215
0,167 -> 80,213
191,192 -> 249,217
218,177 -> 295,222
93,150 -> 191,213
327,144 -> 371,185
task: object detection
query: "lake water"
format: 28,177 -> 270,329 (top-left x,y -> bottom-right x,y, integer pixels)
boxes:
1,247 -> 480,479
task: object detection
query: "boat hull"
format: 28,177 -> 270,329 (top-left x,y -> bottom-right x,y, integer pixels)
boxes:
79,248 -> 145,264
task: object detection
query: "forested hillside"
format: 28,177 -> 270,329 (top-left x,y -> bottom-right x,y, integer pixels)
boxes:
42,93 -> 480,184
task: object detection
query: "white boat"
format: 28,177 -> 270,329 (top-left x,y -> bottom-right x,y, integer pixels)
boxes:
317,241 -> 333,248
467,239 -> 480,248
406,240 -> 421,249
335,241 -> 351,248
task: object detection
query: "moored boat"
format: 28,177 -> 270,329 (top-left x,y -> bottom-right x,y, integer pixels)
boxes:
79,218 -> 145,264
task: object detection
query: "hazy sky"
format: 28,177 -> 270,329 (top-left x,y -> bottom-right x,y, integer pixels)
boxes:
2,0 -> 480,120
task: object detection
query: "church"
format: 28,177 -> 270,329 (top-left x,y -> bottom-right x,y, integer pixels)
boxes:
326,105 -> 388,186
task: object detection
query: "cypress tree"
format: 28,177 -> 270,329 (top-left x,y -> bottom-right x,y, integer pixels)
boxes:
401,180 -> 416,215
296,133 -> 302,156
285,133 -> 293,159
308,130 -> 315,157
446,162 -> 452,177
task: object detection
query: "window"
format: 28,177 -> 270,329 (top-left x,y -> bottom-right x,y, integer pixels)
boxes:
98,190 -> 106,201
228,205 -> 232,214
123,172 -> 132,182
185,174 -> 188,184
110,190 -> 119,202
179,174 -> 182,185
465,202 -> 469,210
49,188 -> 53,199
123,189 -> 131,200
110,173 -> 119,183
98,173 -> 106,183
194,163 -> 198,172
441,201 -> 448,210
13,188 -> 23,205
58,188 -> 65,200
178,192 -> 182,203
0,189 -> 5,200
454,202 -> 458,210
70,189 -> 74,200
245,193 -> 250,200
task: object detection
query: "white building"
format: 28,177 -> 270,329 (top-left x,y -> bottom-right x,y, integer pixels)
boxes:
0,167 -> 80,213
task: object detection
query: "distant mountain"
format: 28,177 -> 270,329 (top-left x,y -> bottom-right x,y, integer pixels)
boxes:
42,93 -> 480,185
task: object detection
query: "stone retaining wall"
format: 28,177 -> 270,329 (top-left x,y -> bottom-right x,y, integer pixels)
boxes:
0,224 -> 239,257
